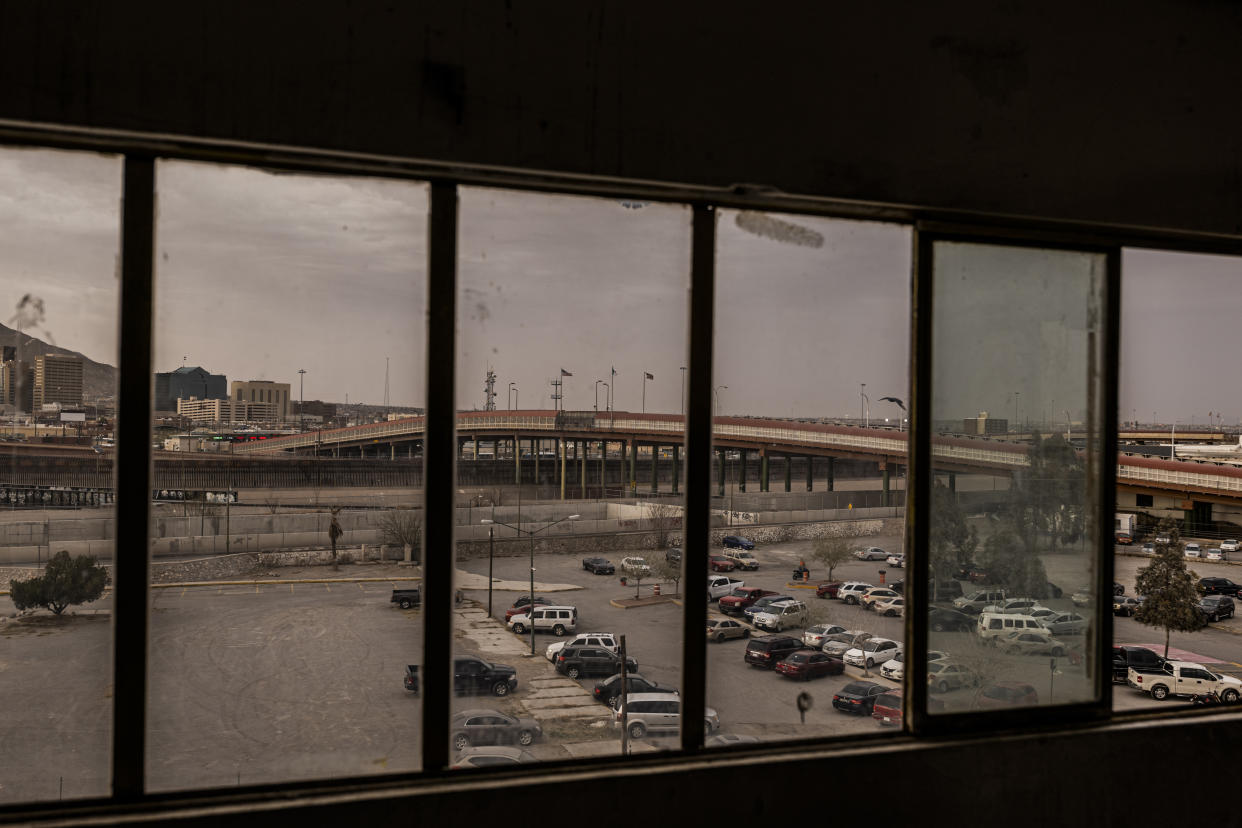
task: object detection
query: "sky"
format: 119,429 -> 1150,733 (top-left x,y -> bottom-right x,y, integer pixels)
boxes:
1,144 -> 1239,424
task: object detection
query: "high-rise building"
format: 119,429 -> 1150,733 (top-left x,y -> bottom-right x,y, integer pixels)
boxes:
32,354 -> 83,410
0,358 -> 33,412
155,366 -> 228,412
230,380 -> 292,422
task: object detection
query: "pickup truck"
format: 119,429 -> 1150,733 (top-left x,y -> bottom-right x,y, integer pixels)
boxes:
1128,660 -> 1242,702
718,586 -> 777,616
403,654 -> 520,697
392,588 -> 421,609
1112,645 -> 1167,684
707,575 -> 745,601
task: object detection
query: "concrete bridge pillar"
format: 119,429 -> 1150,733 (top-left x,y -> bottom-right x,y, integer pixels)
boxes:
650,444 -> 659,493
533,439 -> 540,485
671,445 -> 680,495
826,457 -> 834,491
738,451 -> 746,492
785,455 -> 792,492
881,462 -> 890,507
718,449 -> 726,497
948,472 -> 956,494
390,444 -> 396,460
760,451 -> 769,492
514,434 -> 521,484
559,439 -> 567,500
629,439 -> 637,493
599,440 -> 606,491
806,456 -> 814,491
580,440 -> 587,499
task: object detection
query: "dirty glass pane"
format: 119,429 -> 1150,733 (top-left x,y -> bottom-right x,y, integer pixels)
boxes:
1114,249 -> 1242,712
0,147 -> 122,803
709,210 -> 911,741
927,240 -> 1105,714
453,187 -> 690,764
147,160 -> 427,790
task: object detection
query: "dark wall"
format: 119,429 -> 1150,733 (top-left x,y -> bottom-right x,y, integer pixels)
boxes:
2,2 -> 1239,235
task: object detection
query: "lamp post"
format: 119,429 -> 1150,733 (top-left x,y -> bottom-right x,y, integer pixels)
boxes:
714,385 -> 728,419
508,382 -> 517,410
680,366 -> 687,417
602,383 -> 609,413
860,383 -> 866,424
298,368 -> 306,432
1064,409 -> 1072,442
594,379 -> 604,412
482,513 -> 580,654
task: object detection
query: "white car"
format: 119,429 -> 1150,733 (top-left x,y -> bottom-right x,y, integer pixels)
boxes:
999,631 -> 1070,657
861,587 -> 901,610
982,598 -> 1049,616
1222,539 -> 1240,553
545,632 -> 618,662
843,638 -> 902,668
873,596 -> 905,617
927,661 -> 979,693
1027,607 -> 1061,624
1184,543 -> 1202,559
622,556 -> 651,574
803,623 -> 848,649
885,554 -> 905,568
752,599 -> 809,632
822,630 -> 872,656
1205,548 -> 1225,562
854,547 -> 888,561
838,582 -> 875,605
1039,612 -> 1088,636
880,649 -> 948,681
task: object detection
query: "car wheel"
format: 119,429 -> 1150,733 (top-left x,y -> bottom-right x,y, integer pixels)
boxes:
399,599 -> 412,609
492,681 -> 510,697
715,633 -> 725,642
1151,684 -> 1170,700
1005,646 -> 1020,655
1225,689 -> 1241,703
937,681 -> 949,694
566,666 -> 581,679
453,733 -> 469,751
553,624 -> 566,636
512,623 -> 526,634
628,722 -> 646,739
866,658 -> 875,668
932,621 -> 946,632
517,730 -> 534,746
742,629 -> 750,638
846,596 -> 857,605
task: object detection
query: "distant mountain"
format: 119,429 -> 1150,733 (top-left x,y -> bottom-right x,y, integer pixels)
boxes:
0,322 -> 117,400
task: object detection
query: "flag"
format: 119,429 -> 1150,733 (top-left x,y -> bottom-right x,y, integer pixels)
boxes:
560,368 -> 572,377
644,372 -> 654,380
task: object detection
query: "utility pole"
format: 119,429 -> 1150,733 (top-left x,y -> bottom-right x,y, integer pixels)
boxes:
297,368 -> 306,432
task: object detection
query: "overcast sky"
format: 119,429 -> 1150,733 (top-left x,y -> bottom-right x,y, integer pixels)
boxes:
1,144 -> 1239,424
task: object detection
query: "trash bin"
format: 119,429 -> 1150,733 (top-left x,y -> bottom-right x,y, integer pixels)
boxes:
878,568 -> 886,584
620,576 -> 628,586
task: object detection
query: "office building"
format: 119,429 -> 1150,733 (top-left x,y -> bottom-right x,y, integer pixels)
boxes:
230,379 -> 292,422
0,358 -> 33,412
32,354 -> 83,410
155,366 -> 227,412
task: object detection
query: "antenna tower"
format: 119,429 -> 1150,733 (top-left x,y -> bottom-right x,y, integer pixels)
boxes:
484,367 -> 498,411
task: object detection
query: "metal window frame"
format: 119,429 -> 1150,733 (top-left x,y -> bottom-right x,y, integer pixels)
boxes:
0,120 -> 1235,817
906,224 -> 1119,736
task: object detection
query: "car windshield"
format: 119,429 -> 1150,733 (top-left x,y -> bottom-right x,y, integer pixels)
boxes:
983,686 -> 1016,700
788,653 -> 808,663
730,589 -> 750,597
841,683 -> 870,694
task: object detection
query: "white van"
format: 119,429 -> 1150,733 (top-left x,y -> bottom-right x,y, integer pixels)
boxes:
977,612 -> 1044,641
508,605 -> 578,636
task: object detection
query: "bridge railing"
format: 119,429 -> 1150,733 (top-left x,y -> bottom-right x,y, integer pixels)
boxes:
1118,462 -> 1242,493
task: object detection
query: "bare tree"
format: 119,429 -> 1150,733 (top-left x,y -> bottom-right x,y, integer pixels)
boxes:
376,508 -> 423,564
811,537 -> 852,582
645,502 -> 683,549
651,556 -> 682,596
328,506 -> 343,571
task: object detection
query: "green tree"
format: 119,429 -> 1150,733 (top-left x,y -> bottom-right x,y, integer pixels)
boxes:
1134,519 -> 1204,658
979,525 -> 1050,599
929,483 -> 978,598
10,550 -> 108,615
811,537 -> 852,582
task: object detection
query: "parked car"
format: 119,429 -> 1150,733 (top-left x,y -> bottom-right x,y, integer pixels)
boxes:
929,607 -> 975,632
1115,532 -> 1133,545
1200,577 -> 1242,596
1112,645 -> 1168,684
593,673 -> 676,708
1205,547 -> 1225,562
1141,542 -> 1157,555
927,661 -> 979,693
981,598 -> 1049,616
708,555 -> 737,572
507,605 -> 578,636
554,645 -> 637,679
874,596 -> 905,617
1222,539 -> 1241,553
1129,660 -> 1242,702
723,549 -> 760,570
581,557 -> 615,575
844,638 -> 902,669
753,599 -> 810,632
815,581 -> 843,599
838,582 -> 875,605
999,631 -> 1070,657
1038,612 -> 1089,636
451,709 -> 542,750
708,576 -> 747,601
1113,596 -> 1144,617
451,655 -> 519,697
803,623 -> 848,649
719,586 -> 778,615
546,632 -> 618,663
744,634 -> 803,668
821,630 -> 873,657
854,546 -> 888,561
665,549 -> 683,564
621,556 -> 651,575
885,553 -> 905,568
775,649 -> 844,680
977,682 -> 1040,708
1198,594 -> 1235,622
391,587 -> 421,609
878,649 -> 947,682
505,596 -> 550,621
722,535 -> 755,550
451,746 -> 539,769
742,594 -> 794,623
860,587 -> 901,610
832,681 -> 888,714
954,589 -> 1007,614
1185,542 -> 1203,558
872,688 -> 946,725
616,694 -> 719,738
707,618 -> 750,641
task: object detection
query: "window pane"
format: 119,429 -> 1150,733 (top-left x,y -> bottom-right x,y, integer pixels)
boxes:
928,240 -> 1105,713
1116,249 -> 1242,711
147,160 -> 427,790
454,188 -> 690,763
710,210 -> 911,741
0,147 -> 121,803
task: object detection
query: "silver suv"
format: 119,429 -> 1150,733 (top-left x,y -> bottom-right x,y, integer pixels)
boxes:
615,693 -> 720,739
838,582 -> 874,605
545,632 -> 618,662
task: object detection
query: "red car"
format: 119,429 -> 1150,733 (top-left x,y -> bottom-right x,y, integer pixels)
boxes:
708,556 -> 736,572
504,597 -> 550,621
872,688 -> 943,726
774,649 -> 844,681
719,587 -> 778,615
815,581 -> 842,599
977,682 -> 1040,708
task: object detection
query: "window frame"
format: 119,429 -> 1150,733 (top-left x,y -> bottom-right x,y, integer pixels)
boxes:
2,122 -> 1241,818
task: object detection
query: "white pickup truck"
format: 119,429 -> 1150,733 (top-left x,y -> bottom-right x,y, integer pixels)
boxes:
1128,660 -> 1242,702
707,576 -> 745,601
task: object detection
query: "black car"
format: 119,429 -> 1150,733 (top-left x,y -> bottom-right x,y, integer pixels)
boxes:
1112,645 -> 1167,684
1200,577 -> 1242,597
555,646 -> 638,679
1112,596 -> 1143,617
451,709 -> 542,751
665,549 -> 683,564
832,681 -> 888,714
582,557 -> 615,575
723,535 -> 755,550
928,607 -> 974,632
453,655 -> 519,697
743,634 -> 803,668
1199,595 -> 1235,622
593,673 -> 675,708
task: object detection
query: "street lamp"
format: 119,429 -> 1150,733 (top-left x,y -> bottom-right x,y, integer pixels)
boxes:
714,385 -> 728,419
594,379 -> 604,412
298,368 -> 306,432
508,382 -> 517,410
482,513 -> 580,654
680,366 -> 687,417
602,383 -> 609,414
